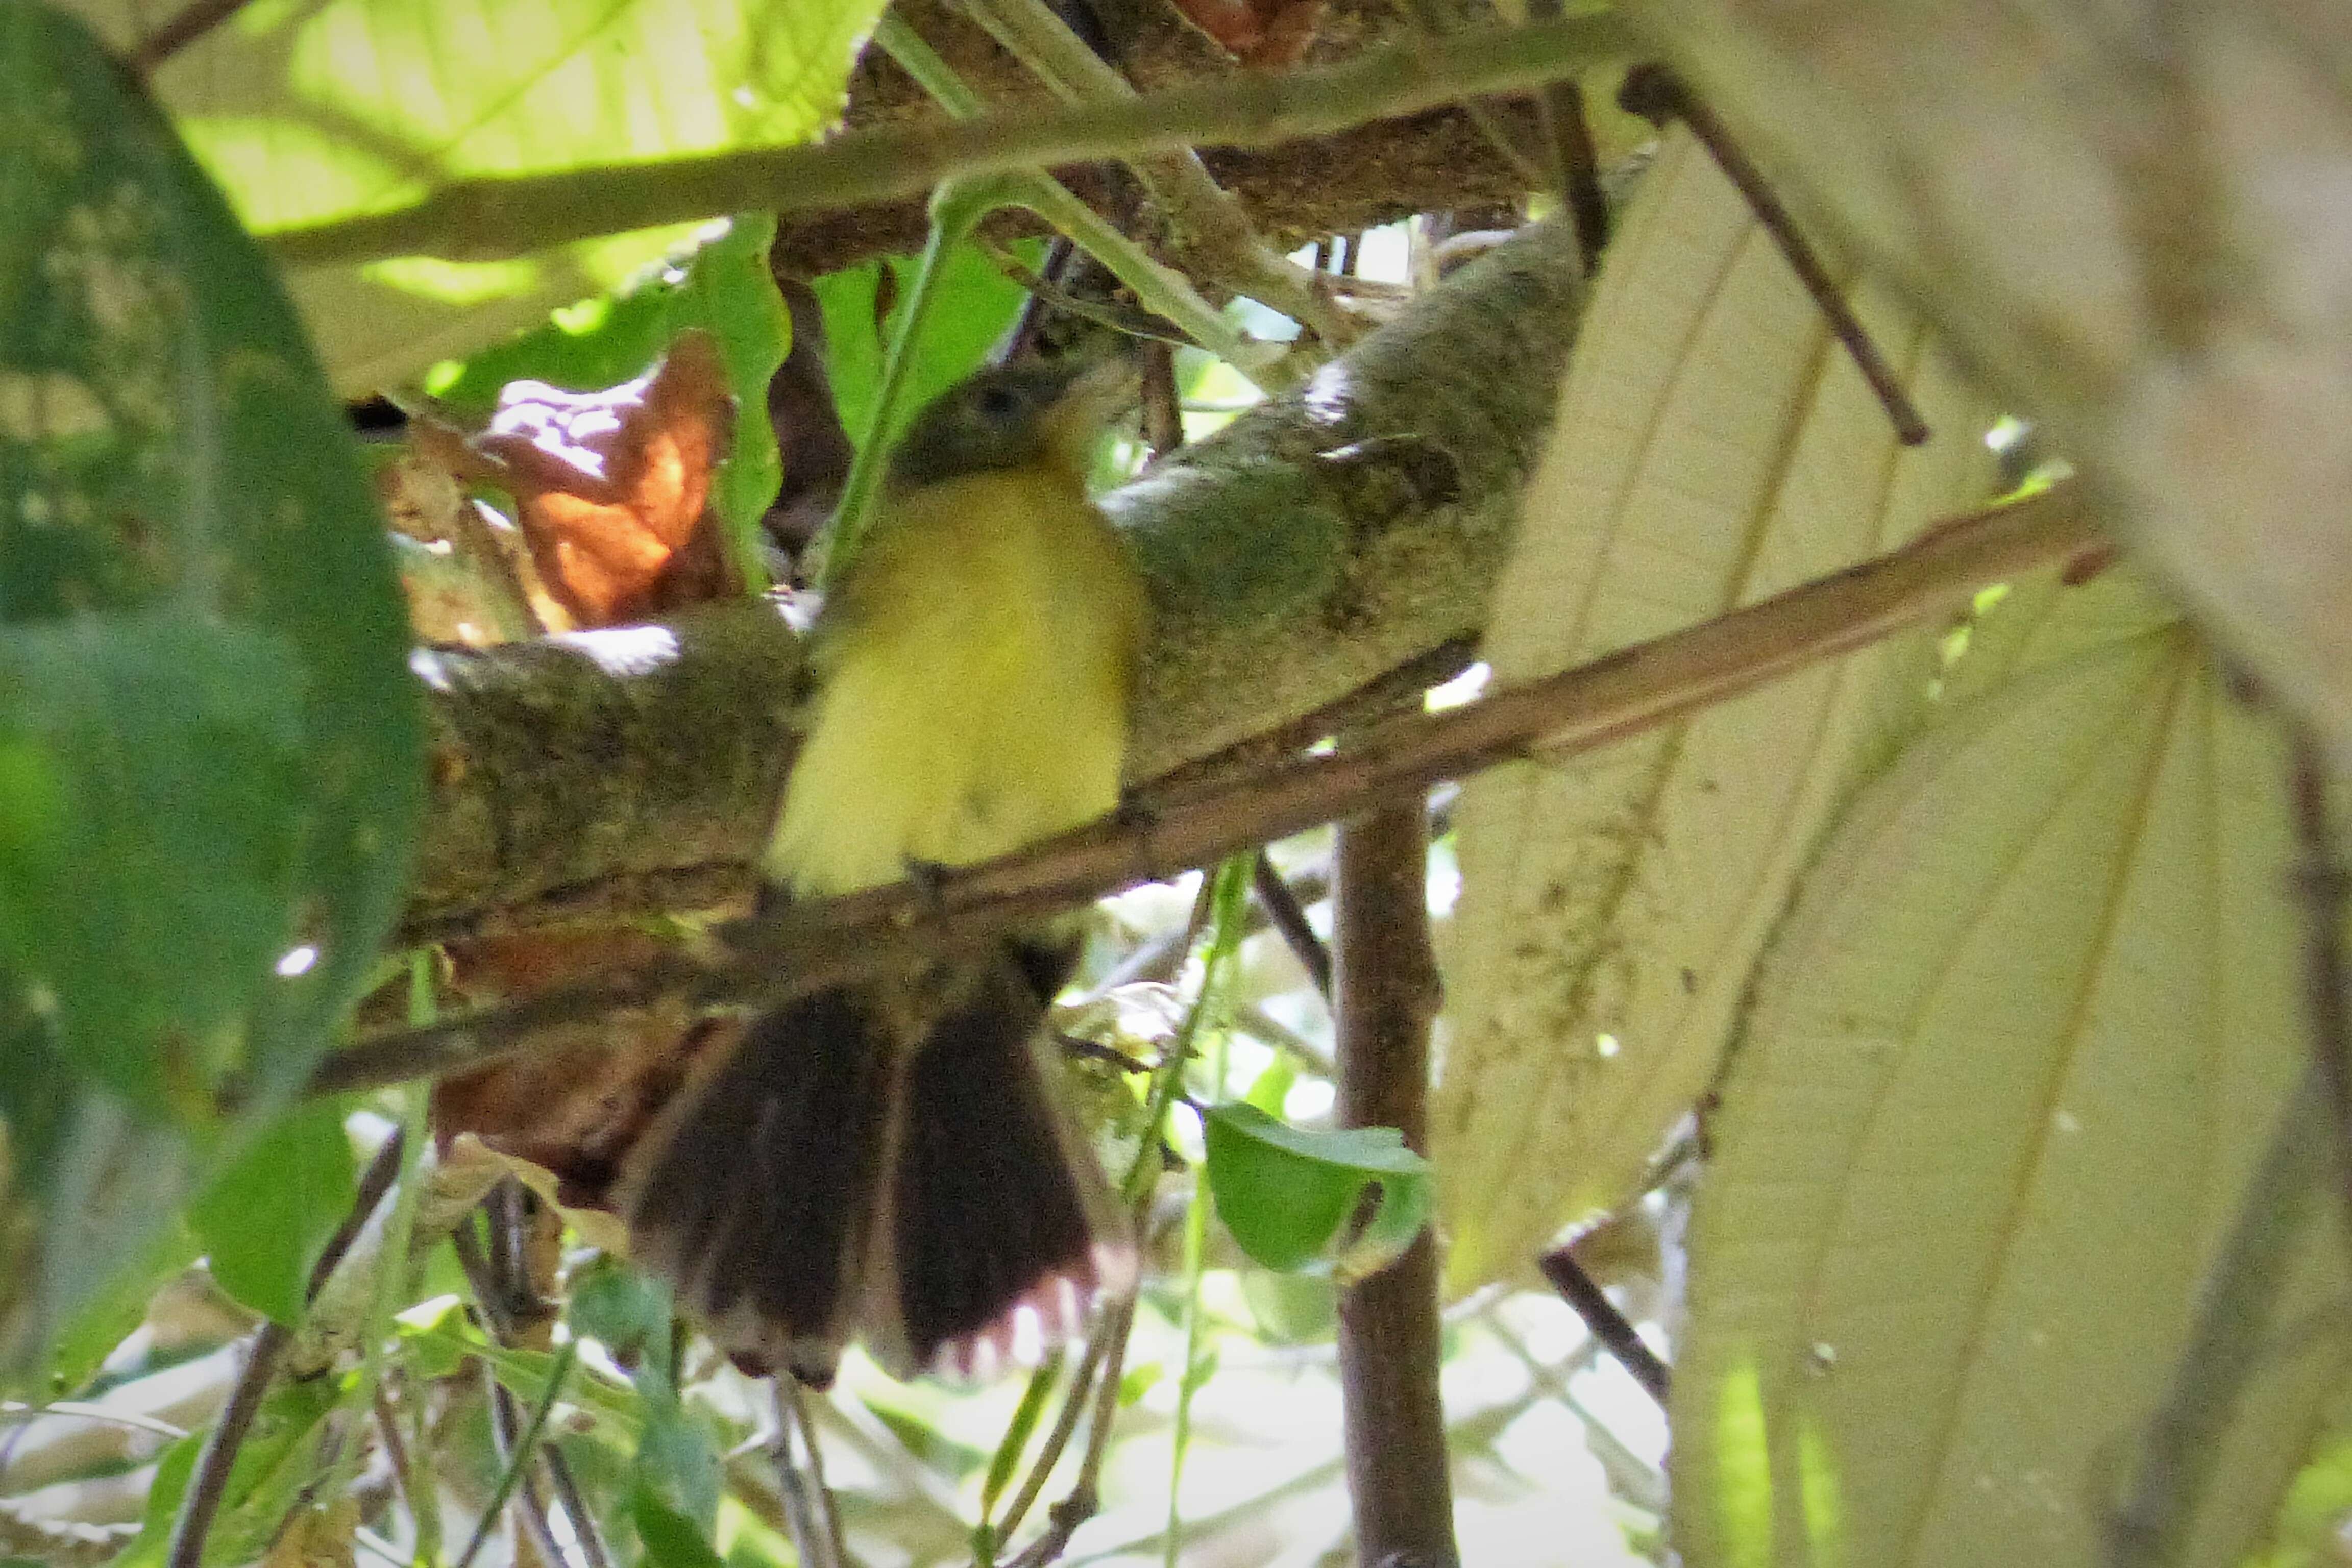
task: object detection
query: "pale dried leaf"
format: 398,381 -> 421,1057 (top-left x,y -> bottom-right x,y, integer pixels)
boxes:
1670,570 -> 2352,1568
1431,127 -> 1998,1291
1625,0 -> 2352,768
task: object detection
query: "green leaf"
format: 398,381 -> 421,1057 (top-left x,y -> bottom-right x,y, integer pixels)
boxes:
811,239 -> 1041,454
568,1258 -> 673,1363
1669,570 -> 2349,1568
632,1486 -> 727,1568
635,1400 -> 723,1532
1432,125 -> 2001,1295
190,1100 -> 357,1326
42,1215 -> 199,1394
119,1377 -> 338,1568
1202,1101 -> 1430,1279
0,3 -> 422,1373
423,214 -> 791,585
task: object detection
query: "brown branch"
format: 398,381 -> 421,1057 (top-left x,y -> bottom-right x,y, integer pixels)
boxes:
163,1131 -> 406,1568
2289,738 -> 2352,1229
129,0 -> 251,74
1252,851 -> 1333,999
266,17 -> 1633,269
400,221 -> 1580,936
1616,65 -> 1929,447
1333,802 -> 1455,1568
1534,1245 -> 1670,1405
317,483 -> 2098,1094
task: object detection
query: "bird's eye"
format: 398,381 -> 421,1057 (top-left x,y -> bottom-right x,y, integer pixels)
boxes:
974,383 -> 1023,422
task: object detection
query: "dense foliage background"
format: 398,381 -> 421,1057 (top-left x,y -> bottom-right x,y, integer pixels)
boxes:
6,3 -> 2352,1567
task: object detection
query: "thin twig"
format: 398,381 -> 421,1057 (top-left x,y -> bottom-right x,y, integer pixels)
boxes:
1333,803 -> 1457,1568
2288,737 -> 2352,1229
162,1322 -> 291,1568
266,16 -> 1637,269
1616,65 -> 1930,447
1004,1292 -> 1139,1568
958,0 -> 1357,345
455,1344 -> 578,1568
1140,343 -> 1183,459
314,484 -> 2098,1095
542,1442 -> 613,1568
2104,1070 -> 2330,1568
1534,1245 -> 1671,1406
371,1388 -> 439,1567
872,19 -> 1273,383
1251,850 -> 1333,1000
128,0 -> 250,74
163,1129 -> 407,1568
989,1320 -> 1113,1553
979,243 -> 1197,348
452,1211 -> 575,1568
771,1378 -> 847,1568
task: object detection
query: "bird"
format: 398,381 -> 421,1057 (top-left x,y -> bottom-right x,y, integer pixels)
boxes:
616,356 -> 1147,1386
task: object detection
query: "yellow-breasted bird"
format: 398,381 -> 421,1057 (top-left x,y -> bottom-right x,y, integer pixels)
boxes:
617,357 -> 1146,1385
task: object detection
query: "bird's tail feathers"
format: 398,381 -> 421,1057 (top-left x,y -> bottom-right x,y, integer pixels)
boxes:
618,944 -> 1130,1386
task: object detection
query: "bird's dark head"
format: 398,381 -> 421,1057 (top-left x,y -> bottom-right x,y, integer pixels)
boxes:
886,357 -> 1137,492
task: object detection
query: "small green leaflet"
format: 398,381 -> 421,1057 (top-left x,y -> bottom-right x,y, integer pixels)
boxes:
1202,1102 -> 1432,1281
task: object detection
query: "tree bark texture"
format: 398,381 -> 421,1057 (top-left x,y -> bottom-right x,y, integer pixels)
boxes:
399,218 -> 1585,935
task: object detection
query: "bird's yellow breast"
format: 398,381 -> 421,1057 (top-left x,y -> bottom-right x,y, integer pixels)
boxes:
764,467 -> 1145,898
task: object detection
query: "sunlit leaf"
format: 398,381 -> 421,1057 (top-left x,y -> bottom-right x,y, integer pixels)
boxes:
423,214 -> 790,583
62,0 -> 886,390
1432,126 -> 1999,1291
1670,570 -> 2352,1568
461,329 -> 738,626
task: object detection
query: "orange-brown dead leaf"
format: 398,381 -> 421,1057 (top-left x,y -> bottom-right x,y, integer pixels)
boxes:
430,926 -> 739,1214
473,330 -> 739,627
1169,0 -> 1322,68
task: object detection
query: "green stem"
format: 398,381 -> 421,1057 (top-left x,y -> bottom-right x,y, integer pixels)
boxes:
818,177 -> 992,582
266,16 -> 1639,270
453,1342 -> 579,1568
872,18 -> 1278,386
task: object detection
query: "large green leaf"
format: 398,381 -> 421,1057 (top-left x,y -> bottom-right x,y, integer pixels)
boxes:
189,1100 -> 358,1326
810,237 -> 1043,454
1670,569 -> 2352,1567
0,3 -> 422,1373
64,0 -> 890,391
1432,126 -> 1999,1291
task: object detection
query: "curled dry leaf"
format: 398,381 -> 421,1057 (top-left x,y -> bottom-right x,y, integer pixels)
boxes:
429,926 -> 737,1224
1430,126 -> 1999,1293
469,329 -> 740,628
1169,0 -> 1325,69
1670,568 -> 2350,1568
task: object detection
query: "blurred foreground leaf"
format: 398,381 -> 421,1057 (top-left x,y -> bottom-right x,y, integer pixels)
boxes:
0,1 -> 421,1377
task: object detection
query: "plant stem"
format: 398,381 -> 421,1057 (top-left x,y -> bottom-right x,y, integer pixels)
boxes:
265,17 -> 1638,268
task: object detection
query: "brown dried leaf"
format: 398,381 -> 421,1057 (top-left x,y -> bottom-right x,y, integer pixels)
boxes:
429,927 -> 737,1214
474,330 -> 739,627
1169,0 -> 1324,68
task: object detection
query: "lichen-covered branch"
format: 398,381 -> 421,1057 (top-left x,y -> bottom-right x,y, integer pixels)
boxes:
399,218 -> 1588,932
